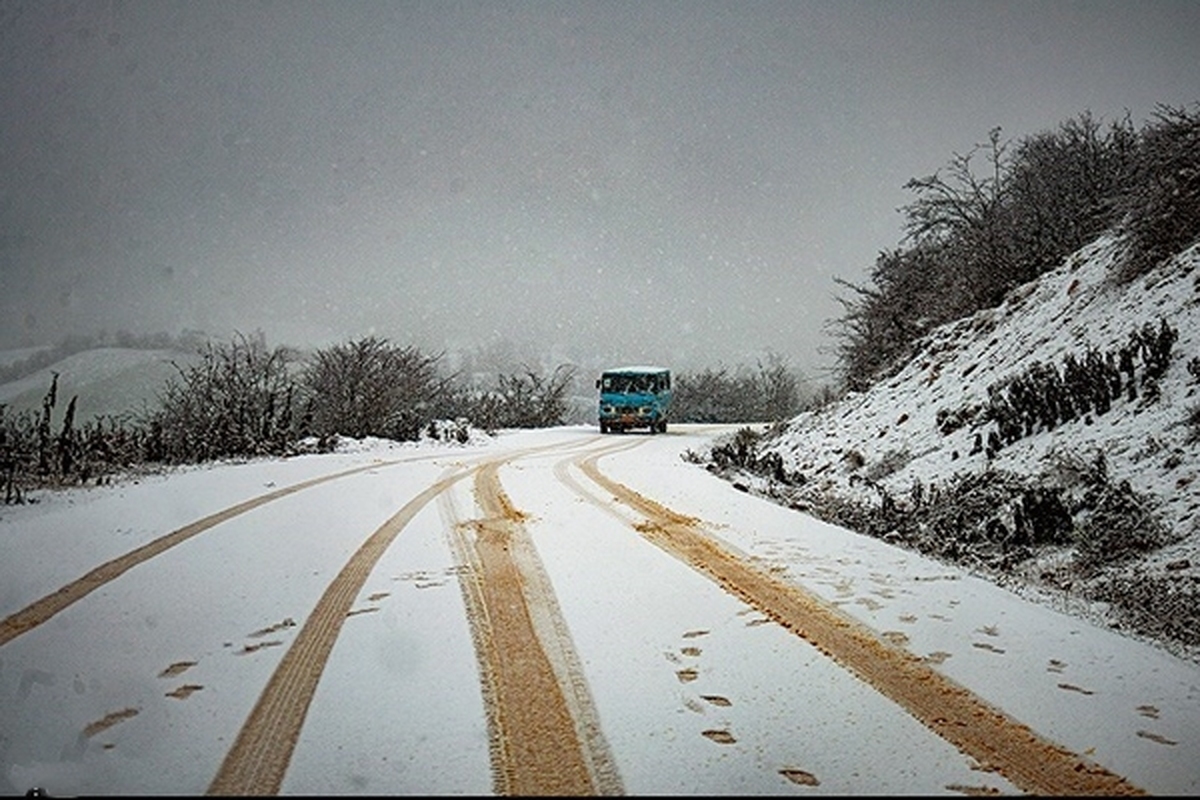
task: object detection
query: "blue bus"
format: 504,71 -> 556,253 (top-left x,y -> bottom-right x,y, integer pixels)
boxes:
595,365 -> 672,434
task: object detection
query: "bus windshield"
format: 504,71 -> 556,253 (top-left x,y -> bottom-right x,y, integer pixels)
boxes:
596,366 -> 672,434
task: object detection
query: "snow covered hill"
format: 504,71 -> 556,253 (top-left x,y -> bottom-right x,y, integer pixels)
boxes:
737,235 -> 1200,660
0,347 -> 193,423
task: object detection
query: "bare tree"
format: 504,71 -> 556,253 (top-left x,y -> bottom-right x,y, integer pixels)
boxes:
831,111 -> 1149,394
298,336 -> 450,441
754,352 -> 802,422
1005,112 -> 1136,277
901,127 -> 1019,310
458,364 -> 577,431
1114,103 -> 1200,283
149,331 -> 297,462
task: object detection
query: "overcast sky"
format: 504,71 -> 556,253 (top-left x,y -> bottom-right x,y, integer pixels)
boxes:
2,1 -> 1197,377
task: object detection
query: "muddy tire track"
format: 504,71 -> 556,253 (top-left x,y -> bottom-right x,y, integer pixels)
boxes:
443,456 -> 623,796
206,465 -> 474,795
6,436 -> 613,795
571,449 -> 1145,797
0,458 -> 419,647
209,435 -> 603,794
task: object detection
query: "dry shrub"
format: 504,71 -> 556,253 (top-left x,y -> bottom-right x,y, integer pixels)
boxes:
1092,570 -> 1200,648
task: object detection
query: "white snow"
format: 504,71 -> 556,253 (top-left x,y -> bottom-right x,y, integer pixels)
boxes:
752,236 -> 1200,652
1,237 -> 1198,795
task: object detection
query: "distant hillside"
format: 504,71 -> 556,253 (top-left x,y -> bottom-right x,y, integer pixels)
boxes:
0,347 -> 196,422
0,346 -> 52,369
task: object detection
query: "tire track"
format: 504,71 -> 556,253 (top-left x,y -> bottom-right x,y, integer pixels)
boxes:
570,448 -> 1146,797
443,453 -> 624,796
208,435 -> 601,795
207,464 -> 475,795
0,457 -> 423,648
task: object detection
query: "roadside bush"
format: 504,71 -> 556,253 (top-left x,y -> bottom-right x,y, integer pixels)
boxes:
0,404 -> 38,503
707,426 -> 763,470
1071,479 -> 1172,575
859,469 -> 1076,565
298,336 -> 448,442
695,434 -> 1183,648
1,333 -> 588,499
1092,570 -> 1200,647
453,365 -> 577,432
146,331 -> 298,463
2,378 -> 150,502
672,355 -> 804,423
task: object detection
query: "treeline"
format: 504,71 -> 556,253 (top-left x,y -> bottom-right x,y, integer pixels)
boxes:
1,332 -> 576,502
0,328 -> 816,502
833,103 -> 1200,392
671,354 -> 809,423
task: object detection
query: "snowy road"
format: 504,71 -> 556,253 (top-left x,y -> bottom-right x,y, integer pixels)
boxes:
2,426 -> 1197,795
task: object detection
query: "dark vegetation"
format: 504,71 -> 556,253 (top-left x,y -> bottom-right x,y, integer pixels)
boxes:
693,414 -> 1197,653
1,331 -> 811,503
953,317 -> 1179,459
697,423 -> 1179,582
0,330 -> 591,502
832,104 -> 1199,392
670,352 -> 804,424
